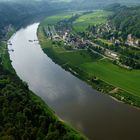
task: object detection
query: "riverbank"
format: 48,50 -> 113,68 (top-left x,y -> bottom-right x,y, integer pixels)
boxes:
38,20 -> 140,108
0,29 -> 88,139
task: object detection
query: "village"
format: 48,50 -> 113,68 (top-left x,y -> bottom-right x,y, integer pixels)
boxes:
42,12 -> 140,70
89,22 -> 140,48
43,24 -> 120,61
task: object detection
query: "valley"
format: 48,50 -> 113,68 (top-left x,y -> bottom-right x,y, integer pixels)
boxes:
0,1 -> 140,140
38,7 -> 140,107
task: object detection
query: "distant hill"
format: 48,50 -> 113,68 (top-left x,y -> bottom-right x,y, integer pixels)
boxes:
0,2 -> 48,38
109,5 -> 140,38
0,0 -> 140,10
0,1 -> 66,39
68,0 -> 140,10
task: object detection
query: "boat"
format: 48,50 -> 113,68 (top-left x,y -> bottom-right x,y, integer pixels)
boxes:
8,49 -> 14,52
29,40 -> 33,42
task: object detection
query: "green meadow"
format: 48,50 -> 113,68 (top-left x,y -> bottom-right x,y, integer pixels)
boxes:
73,10 -> 112,32
96,38 -> 113,46
41,12 -> 75,26
80,59 -> 140,96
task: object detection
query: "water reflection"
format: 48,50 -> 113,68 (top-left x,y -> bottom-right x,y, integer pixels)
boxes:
8,23 -> 140,140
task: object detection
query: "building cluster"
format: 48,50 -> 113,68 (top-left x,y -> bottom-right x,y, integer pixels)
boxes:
63,33 -> 88,49
126,34 -> 140,47
44,24 -> 119,60
99,23 -> 113,34
44,25 -> 61,40
105,50 -> 119,60
89,41 -> 119,60
88,23 -> 122,46
89,23 -> 140,48
44,25 -> 88,50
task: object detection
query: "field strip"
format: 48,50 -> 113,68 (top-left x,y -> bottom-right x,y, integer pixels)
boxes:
95,76 -> 140,98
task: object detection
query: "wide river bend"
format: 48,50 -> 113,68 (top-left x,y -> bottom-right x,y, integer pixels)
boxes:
8,23 -> 140,140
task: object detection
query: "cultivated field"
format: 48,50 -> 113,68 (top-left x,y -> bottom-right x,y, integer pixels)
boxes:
73,10 -> 112,32
41,12 -> 75,26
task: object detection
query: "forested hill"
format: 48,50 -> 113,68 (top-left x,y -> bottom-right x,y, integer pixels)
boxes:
0,2 -> 43,38
0,58 -> 86,140
0,1 -> 87,139
109,5 -> 140,38
0,1 -> 66,39
67,0 -> 140,10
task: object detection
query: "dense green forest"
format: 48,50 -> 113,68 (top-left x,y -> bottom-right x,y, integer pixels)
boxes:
0,1 -> 87,140
0,58 -> 86,140
109,5 -> 140,38
67,0 -> 140,10
0,1 -> 67,39
1,1 -> 140,139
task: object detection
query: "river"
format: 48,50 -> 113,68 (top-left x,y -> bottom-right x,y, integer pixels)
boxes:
8,23 -> 140,140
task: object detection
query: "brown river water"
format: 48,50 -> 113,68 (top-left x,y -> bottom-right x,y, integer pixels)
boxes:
8,23 -> 140,140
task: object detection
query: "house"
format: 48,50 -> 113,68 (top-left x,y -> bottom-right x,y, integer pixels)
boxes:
126,34 -> 135,46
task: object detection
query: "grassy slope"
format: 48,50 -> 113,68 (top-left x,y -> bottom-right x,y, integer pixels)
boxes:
80,59 -> 140,96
